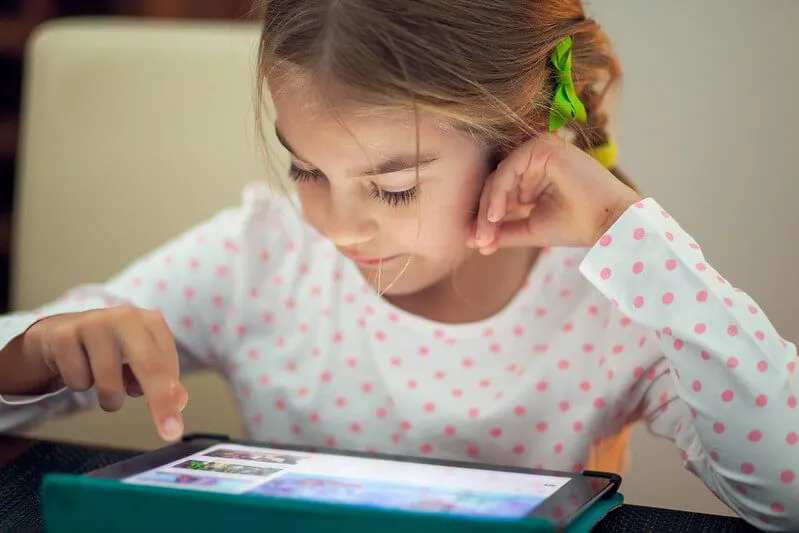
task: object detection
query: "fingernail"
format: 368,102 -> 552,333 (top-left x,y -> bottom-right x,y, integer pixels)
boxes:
487,211 -> 500,223
162,416 -> 183,441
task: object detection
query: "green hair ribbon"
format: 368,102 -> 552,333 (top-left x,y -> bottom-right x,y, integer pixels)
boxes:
548,36 -> 587,132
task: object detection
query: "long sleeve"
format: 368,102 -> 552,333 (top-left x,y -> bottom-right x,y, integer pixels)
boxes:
580,198 -> 799,531
0,205 -> 247,433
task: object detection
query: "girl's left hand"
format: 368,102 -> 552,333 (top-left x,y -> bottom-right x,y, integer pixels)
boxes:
469,136 -> 641,254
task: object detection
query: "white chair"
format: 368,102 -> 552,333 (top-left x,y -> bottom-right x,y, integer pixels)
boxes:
12,17 -> 279,450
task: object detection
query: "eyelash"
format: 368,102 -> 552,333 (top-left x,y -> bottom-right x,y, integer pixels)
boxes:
288,165 -> 418,208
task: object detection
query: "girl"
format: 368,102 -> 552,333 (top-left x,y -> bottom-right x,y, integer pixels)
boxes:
1,0 -> 797,529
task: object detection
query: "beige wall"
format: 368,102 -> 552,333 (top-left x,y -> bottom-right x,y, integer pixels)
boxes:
15,1 -> 799,516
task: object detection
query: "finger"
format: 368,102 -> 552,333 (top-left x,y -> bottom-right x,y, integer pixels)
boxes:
118,315 -> 185,441
474,175 -> 498,247
145,313 -> 188,412
81,328 -> 125,412
123,365 -> 143,398
48,326 -> 94,391
491,208 -> 567,249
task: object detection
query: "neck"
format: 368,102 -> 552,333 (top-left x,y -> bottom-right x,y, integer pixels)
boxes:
386,247 -> 539,324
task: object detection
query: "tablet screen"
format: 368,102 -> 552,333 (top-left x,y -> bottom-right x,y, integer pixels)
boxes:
121,443 -> 571,519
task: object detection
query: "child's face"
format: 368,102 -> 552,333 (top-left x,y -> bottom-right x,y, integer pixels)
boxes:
271,81 -> 492,296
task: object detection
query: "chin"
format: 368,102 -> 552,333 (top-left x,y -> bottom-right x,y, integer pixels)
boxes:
357,265 -> 443,297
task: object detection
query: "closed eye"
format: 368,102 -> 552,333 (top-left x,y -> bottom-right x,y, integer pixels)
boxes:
289,164 -> 418,208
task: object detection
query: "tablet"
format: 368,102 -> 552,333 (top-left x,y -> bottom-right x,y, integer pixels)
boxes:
86,434 -> 621,527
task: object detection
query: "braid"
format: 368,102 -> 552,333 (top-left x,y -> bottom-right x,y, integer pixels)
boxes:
567,19 -> 638,192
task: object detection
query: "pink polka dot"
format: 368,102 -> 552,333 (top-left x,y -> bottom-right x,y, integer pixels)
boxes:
513,444 -> 526,455
673,339 -> 684,350
662,292 -> 674,305
600,268 -> 612,280
573,421 -> 584,432
536,421 -> 549,432
513,405 -> 526,416
665,259 -> 677,271
665,232 -> 674,242
748,305 -> 759,314
786,432 -> 798,446
721,389 -> 734,402
755,395 -> 768,408
701,350 -> 711,361
466,444 -> 479,458
788,396 -> 797,409
771,503 -> 785,514
780,470 -> 795,484
593,397 -> 606,409
536,380 -> 549,392
710,451 -> 720,462
713,422 -> 725,434
727,357 -> 739,369
599,235 -> 612,247
580,381 -> 592,392
443,425 -> 456,436
553,443 -> 564,454
757,360 -> 768,373
741,463 -> 755,475
755,331 -> 765,341
748,430 -> 762,442
633,296 -> 645,308
632,261 -> 645,274
696,290 -> 708,302
694,323 -> 706,334
558,401 -> 570,412
696,262 -> 707,271
692,380 -> 702,392
633,228 -> 646,240
727,325 -> 738,337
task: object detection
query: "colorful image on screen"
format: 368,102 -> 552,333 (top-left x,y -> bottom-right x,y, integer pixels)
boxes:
127,471 -> 254,493
246,472 -> 545,518
121,443 -> 571,520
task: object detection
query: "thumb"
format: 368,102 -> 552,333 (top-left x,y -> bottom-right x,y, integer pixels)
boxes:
492,208 -> 575,249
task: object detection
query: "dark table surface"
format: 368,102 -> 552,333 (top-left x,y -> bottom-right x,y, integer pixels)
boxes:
0,435 -> 762,533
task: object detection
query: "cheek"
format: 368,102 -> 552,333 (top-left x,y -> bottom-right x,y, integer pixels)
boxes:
409,170 -> 486,252
295,183 -> 327,232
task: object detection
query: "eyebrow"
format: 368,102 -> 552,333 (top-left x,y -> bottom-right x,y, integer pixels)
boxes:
275,127 -> 439,177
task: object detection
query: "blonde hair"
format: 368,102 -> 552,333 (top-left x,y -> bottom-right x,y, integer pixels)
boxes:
255,0 -> 633,188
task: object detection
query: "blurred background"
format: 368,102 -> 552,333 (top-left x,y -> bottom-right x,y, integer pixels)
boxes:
0,0 -> 255,314
2,0 -> 799,519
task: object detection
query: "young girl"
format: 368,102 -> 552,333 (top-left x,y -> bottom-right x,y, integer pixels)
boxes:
1,0 -> 797,529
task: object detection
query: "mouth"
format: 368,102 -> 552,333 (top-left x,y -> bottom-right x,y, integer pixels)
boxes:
343,253 -> 402,268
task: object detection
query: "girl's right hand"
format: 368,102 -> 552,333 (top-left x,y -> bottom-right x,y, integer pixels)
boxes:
21,307 -> 188,441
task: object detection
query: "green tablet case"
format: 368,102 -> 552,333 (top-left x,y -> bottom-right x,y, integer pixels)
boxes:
40,473 -> 623,532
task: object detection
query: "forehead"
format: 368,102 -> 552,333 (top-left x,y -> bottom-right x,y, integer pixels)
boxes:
267,67 -> 460,155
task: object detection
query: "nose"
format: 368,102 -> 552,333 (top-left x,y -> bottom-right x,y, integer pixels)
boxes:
324,194 -> 377,249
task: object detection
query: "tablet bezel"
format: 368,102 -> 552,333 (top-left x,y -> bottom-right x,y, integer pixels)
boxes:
86,433 -> 620,527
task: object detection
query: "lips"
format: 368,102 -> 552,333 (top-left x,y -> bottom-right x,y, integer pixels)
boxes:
343,253 -> 401,267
